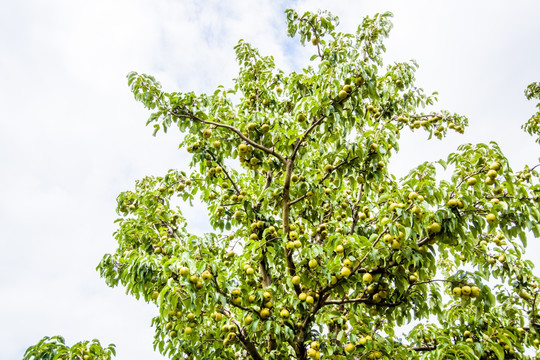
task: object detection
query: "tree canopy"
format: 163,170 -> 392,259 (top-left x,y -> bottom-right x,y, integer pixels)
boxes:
25,8 -> 540,360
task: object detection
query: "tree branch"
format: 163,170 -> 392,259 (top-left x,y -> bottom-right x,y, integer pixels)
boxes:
220,307 -> 264,360
178,111 -> 287,165
207,151 -> 241,194
412,345 -> 437,352
142,84 -> 287,165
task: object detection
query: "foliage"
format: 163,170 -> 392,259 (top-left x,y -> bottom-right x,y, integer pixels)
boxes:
28,9 -> 540,360
523,82 -> 540,144
23,336 -> 115,360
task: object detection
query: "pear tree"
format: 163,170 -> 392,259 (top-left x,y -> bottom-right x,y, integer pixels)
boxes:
25,9 -> 540,360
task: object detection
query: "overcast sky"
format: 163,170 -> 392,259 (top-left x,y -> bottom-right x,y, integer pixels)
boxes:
1,1 -> 539,359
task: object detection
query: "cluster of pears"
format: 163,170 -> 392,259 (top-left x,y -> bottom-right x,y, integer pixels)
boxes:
245,91 -> 274,108
452,283 -> 481,301
220,189 -> 249,204
396,113 -> 464,135
382,231 -> 404,251
258,291 -> 275,319
220,323 -> 237,346
205,161 -> 223,180
362,275 -> 391,304
307,341 -> 322,359
337,82 -> 354,101
246,121 -> 270,134
484,161 -> 501,186
180,312 -> 199,336
286,224 -> 304,250
327,314 -> 350,332
297,288 -> 319,305
150,232 -> 176,256
177,266 -> 213,290
237,143 -> 262,170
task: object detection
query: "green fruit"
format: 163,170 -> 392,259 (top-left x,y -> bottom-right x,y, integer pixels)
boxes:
308,259 -> 318,268
487,169 -> 498,178
280,309 -> 290,318
452,287 -> 462,297
292,276 -> 301,285
344,343 -> 355,353
447,198 -> 459,208
305,295 -> 314,304
260,308 -> 270,319
202,128 -> 212,138
363,273 -> 373,283
429,222 -> 441,233
341,266 -> 351,277
519,289 -> 531,300
179,266 -> 190,277
233,211 -> 244,221
486,213 -> 497,223
201,270 -> 212,281
184,327 -> 193,335
338,90 -> 348,99
467,177 -> 477,186
490,162 -> 501,171
238,144 -> 248,153
461,285 -> 472,296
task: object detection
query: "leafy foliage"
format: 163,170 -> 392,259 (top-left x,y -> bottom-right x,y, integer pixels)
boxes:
23,336 -> 115,360
523,82 -> 540,144
28,9 -> 540,360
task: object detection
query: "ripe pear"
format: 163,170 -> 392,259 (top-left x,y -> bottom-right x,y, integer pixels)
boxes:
341,266 -> 351,277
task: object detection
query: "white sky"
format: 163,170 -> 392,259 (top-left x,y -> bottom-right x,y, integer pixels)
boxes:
1,1 -> 539,359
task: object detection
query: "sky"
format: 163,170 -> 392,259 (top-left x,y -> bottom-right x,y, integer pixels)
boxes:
1,1 -> 539,359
